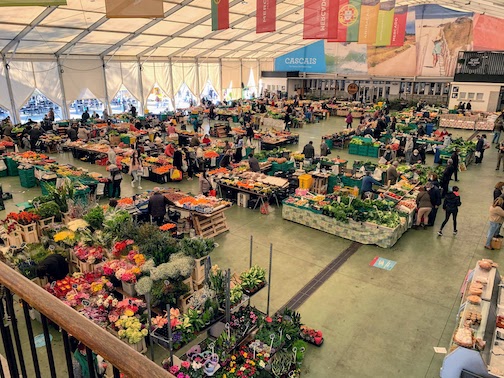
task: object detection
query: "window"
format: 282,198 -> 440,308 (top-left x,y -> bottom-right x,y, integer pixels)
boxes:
201,81 -> 220,103
146,84 -> 174,114
468,92 -> 475,99
69,98 -> 103,120
20,89 -> 62,123
477,93 -> 484,100
174,83 -> 198,109
459,92 -> 467,99
0,106 -> 10,122
110,85 -> 139,115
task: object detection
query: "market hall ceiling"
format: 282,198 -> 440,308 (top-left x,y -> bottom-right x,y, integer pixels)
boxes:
0,0 -> 501,60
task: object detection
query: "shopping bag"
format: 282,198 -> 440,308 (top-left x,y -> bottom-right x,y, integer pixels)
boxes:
171,169 -> 182,181
491,237 -> 503,250
475,151 -> 481,158
141,167 -> 149,177
209,189 -> 217,197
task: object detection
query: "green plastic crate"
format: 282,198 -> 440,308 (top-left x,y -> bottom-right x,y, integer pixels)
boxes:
348,144 -> 359,154
357,145 -> 368,156
120,136 -> 130,145
324,139 -> 333,149
6,157 -> 19,176
367,146 -> 379,158
0,169 -> 7,177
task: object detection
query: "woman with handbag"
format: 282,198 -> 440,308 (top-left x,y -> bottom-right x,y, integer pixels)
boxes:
129,150 -> 143,190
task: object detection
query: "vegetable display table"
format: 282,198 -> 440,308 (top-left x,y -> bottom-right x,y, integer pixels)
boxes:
282,203 -> 410,248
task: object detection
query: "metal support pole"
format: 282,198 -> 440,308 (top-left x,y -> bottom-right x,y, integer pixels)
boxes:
219,58 -> 223,101
101,57 -> 111,116
225,268 -> 231,323
239,59 -> 243,98
137,59 -> 144,115
195,58 -> 200,104
266,243 -> 273,316
0,296 -> 19,378
2,55 -> 19,124
165,304 -> 174,367
56,57 -> 69,119
169,58 -> 175,108
249,235 -> 253,268
145,293 -> 155,361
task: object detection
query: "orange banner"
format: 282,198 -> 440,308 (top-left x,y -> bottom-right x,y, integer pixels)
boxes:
358,0 -> 380,44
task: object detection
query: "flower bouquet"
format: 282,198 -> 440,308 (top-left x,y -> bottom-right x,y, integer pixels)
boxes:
111,239 -> 135,258
74,244 -> 104,265
299,325 -> 324,346
115,315 -> 148,352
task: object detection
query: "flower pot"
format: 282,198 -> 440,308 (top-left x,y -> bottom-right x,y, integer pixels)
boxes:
121,281 -> 136,297
17,223 -> 39,244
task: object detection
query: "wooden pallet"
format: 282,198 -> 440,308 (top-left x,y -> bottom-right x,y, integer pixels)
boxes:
193,211 -> 229,239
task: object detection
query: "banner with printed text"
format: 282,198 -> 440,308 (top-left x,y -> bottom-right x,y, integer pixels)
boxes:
303,0 -> 338,40
256,0 -> 276,33
390,5 -> 408,47
274,41 -> 327,72
105,0 -> 163,18
375,0 -> 395,46
358,0 -> 380,44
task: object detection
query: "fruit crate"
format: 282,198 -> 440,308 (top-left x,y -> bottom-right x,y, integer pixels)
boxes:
348,144 -> 359,154
367,146 -> 380,158
357,145 -> 368,156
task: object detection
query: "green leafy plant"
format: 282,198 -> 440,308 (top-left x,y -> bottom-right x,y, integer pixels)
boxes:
230,285 -> 243,305
35,201 -> 61,221
179,237 -> 215,258
240,265 -> 266,293
83,206 -> 105,230
32,194 -> 54,205
43,182 -> 74,213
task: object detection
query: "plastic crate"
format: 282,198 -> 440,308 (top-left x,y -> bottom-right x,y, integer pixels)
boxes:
348,144 -> 359,154
0,169 -> 7,177
357,145 -> 368,156
367,146 -> 379,158
298,174 -> 313,189
6,157 -> 19,176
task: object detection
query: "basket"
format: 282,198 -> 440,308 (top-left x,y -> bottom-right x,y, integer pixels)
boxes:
298,174 -> 313,189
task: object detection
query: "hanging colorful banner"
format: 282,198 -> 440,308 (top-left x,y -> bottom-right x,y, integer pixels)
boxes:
358,0 -> 380,44
105,0 -> 164,18
390,5 -> 408,47
328,0 -> 361,42
303,0 -> 338,40
275,41 -> 327,72
375,0 -> 395,46
256,0 -> 276,33
472,14 -> 504,50
0,0 -> 66,5
211,0 -> 230,31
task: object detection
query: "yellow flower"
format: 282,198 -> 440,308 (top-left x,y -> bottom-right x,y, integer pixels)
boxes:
124,309 -> 134,317
250,361 -> 255,366
231,355 -> 236,361
243,352 -> 248,358
230,368 -> 235,373
67,219 -> 89,231
54,230 -> 75,242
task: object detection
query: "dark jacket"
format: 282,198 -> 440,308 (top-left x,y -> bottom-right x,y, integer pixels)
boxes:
67,127 -> 78,141
450,152 -> 459,167
38,254 -> 69,281
29,128 -> 43,141
476,138 -> 484,152
429,186 -> 442,207
248,156 -> 260,172
416,191 -> 432,208
220,154 -> 232,168
442,165 -> 455,183
494,188 -> 502,200
443,191 -> 461,212
302,143 -> 315,159
148,193 -> 169,218
173,150 -> 183,170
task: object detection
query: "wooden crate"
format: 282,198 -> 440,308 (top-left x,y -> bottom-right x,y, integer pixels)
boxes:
177,293 -> 193,314
191,256 -> 208,284
17,223 -> 39,244
78,260 -> 96,273
2,231 -> 23,248
192,211 -> 229,239
37,217 -> 55,236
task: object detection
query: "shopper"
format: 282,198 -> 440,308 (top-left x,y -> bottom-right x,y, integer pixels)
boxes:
427,182 -> 442,227
199,170 -> 213,196
173,146 -> 184,172
189,134 -> 200,147
248,153 -> 260,172
302,141 -> 315,160
386,161 -> 399,185
234,136 -> 244,163
77,125 -> 90,141
494,182 -> 504,200
441,159 -> 455,197
129,150 -> 143,190
496,141 -> 504,171
414,186 -> 432,229
438,186 -> 461,236
382,146 -> 394,163
107,162 -> 123,198
184,147 -> 198,180
475,134 -> 484,164
485,197 -> 504,250
360,171 -> 384,199
81,109 -> 90,123
284,112 -> 291,131
245,123 -> 254,143
451,148 -> 460,181
47,108 -> 55,122
404,136 -> 414,164
148,188 -> 169,226
164,143 -> 175,158
29,125 -> 44,151
220,150 -> 233,169
320,141 -> 329,157
36,253 -> 69,282
202,134 -> 211,144
410,149 -> 422,165
345,112 -> 353,129
493,115 -> 504,144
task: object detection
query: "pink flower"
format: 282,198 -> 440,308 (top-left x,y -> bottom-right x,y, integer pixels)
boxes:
181,361 -> 190,369
169,365 -> 179,374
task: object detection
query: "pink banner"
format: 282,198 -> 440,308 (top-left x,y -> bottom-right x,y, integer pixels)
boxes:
256,0 -> 276,33
473,14 -> 504,50
390,5 -> 407,46
303,0 -> 338,40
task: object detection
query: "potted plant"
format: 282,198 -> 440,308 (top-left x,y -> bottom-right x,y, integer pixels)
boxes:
239,265 -> 266,295
83,206 -> 104,231
35,201 -> 61,235
180,237 -> 215,284
7,211 -> 41,244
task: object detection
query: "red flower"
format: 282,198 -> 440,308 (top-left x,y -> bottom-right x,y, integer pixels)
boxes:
265,316 -> 272,323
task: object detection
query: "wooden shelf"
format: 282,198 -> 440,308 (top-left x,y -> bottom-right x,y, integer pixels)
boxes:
193,211 -> 229,239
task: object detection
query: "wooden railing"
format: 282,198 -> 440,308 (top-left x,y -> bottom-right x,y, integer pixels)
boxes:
0,262 -> 174,378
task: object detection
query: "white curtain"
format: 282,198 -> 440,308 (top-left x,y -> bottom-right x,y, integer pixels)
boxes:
62,58 -> 106,102
260,59 -> 274,72
32,61 -> 63,107
8,61 -> 36,109
0,64 -> 12,114
221,60 -> 241,93
172,62 -> 197,96
105,62 -> 123,100
241,60 -> 258,88
198,62 -> 209,95
122,62 -> 141,102
142,62 -> 172,102
209,63 -> 220,97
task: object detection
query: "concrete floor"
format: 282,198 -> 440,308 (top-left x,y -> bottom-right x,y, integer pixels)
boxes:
0,117 -> 501,378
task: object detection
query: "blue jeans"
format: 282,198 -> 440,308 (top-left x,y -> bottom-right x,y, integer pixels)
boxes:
493,131 -> 501,144
486,221 -> 501,247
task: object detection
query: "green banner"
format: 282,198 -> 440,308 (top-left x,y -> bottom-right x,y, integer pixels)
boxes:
375,0 -> 395,46
0,0 -> 66,5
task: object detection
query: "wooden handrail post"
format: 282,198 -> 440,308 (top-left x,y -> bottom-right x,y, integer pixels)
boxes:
0,262 -> 174,378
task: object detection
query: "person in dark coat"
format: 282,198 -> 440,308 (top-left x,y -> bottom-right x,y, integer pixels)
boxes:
248,154 -> 260,172
173,147 -> 184,172
302,141 -> 315,160
81,109 -> 90,123
29,125 -> 44,151
441,159 -> 455,197
37,254 -> 69,281
494,182 -> 504,200
148,188 -> 170,226
427,182 -> 442,226
438,186 -> 461,236
219,150 -> 233,169
67,125 -> 78,142
475,134 -> 485,164
450,148 -> 460,181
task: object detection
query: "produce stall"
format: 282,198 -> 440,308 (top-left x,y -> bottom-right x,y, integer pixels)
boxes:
348,136 -> 381,158
282,193 -> 414,248
439,113 -> 496,131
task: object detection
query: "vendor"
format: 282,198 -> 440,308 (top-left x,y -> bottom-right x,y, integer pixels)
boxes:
220,150 -> 233,169
107,162 -> 123,198
248,153 -> 260,172
164,143 -> 175,157
202,134 -> 211,144
67,125 -> 78,142
107,146 -> 116,165
386,161 -> 399,185
148,187 -> 170,226
361,171 -> 384,199
189,134 -> 201,147
77,124 -> 90,141
167,121 -> 177,136
410,149 -> 422,165
37,254 -> 69,282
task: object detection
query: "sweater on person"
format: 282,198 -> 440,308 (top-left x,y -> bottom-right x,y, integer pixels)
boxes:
489,205 -> 504,223
416,191 -> 432,208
